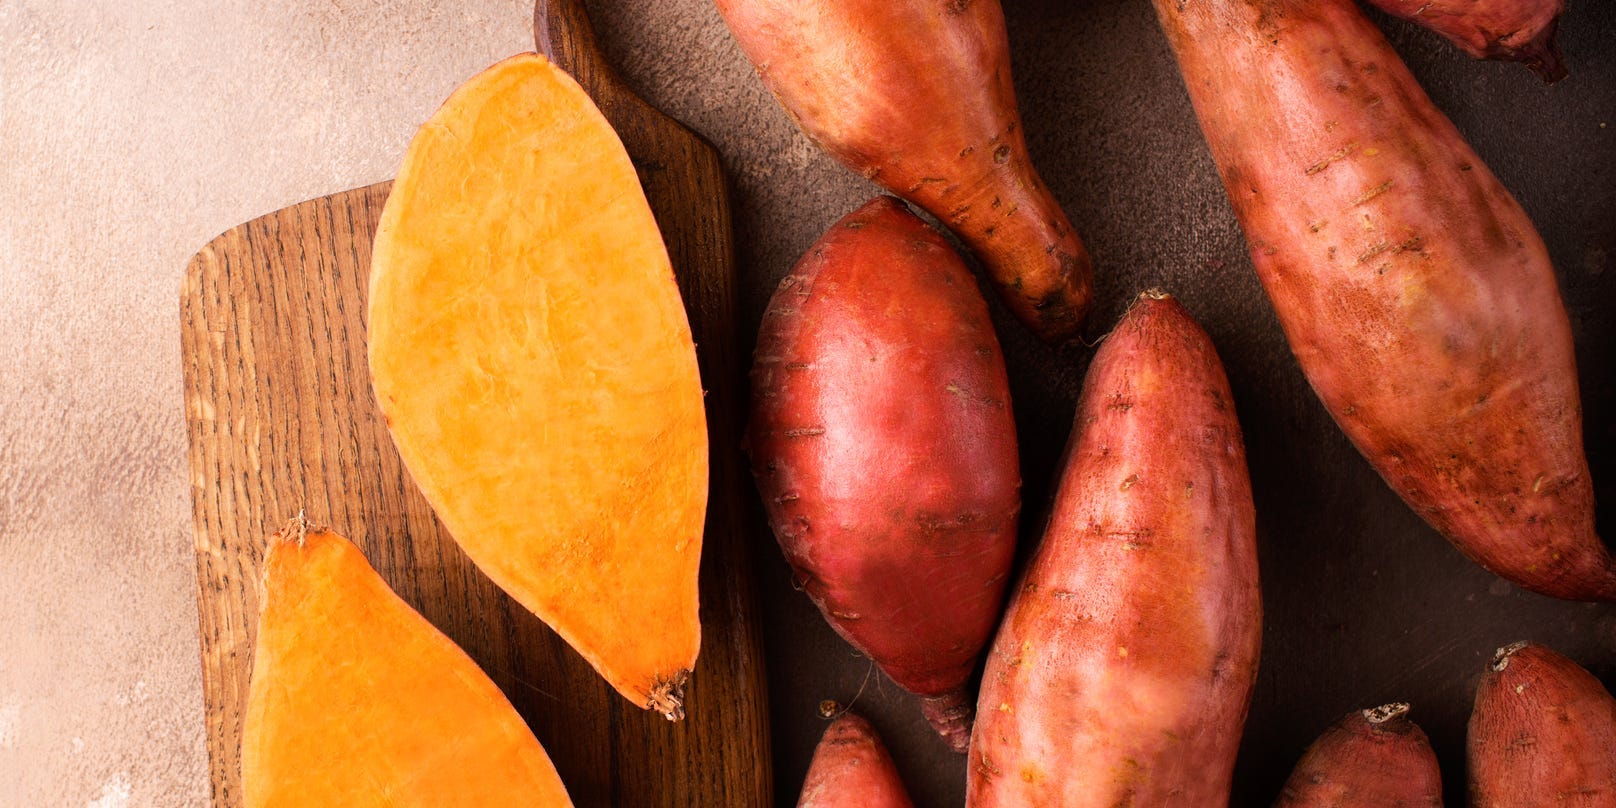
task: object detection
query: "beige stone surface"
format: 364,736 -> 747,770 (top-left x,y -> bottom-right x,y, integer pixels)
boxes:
0,3 -> 537,804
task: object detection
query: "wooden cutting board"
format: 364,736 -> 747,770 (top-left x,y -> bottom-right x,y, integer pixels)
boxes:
179,1 -> 770,804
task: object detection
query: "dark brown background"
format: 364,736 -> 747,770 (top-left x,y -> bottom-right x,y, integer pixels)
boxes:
580,0 -> 1616,805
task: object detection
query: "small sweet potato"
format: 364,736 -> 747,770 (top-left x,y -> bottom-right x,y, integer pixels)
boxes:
1364,0 -> 1565,82
967,293 -> 1261,806
797,712 -> 916,808
1150,0 -> 1613,600
749,196 -> 1020,752
1468,642 -> 1616,806
1275,703 -> 1443,807
715,0 -> 1092,342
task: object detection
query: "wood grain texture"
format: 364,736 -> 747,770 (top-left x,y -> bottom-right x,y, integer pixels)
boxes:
181,3 -> 769,804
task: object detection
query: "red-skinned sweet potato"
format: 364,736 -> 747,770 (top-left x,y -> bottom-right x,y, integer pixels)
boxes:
1469,642 -> 1616,806
1275,703 -> 1443,807
797,712 -> 916,808
714,0 -> 1092,342
1150,0 -> 1613,601
967,293 -> 1261,806
749,196 -> 1020,752
1363,0 -> 1566,82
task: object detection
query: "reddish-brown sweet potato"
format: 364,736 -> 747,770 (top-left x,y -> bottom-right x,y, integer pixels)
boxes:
1151,0 -> 1613,601
749,196 -> 1020,752
1364,0 -> 1566,82
797,712 -> 916,808
967,294 -> 1261,806
1469,642 -> 1616,806
714,0 -> 1092,342
1275,703 -> 1443,807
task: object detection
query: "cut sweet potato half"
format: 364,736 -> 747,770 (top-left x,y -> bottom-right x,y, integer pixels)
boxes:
243,518 -> 573,806
368,53 -> 707,716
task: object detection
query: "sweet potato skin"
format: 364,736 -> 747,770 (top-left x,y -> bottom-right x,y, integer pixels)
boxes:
714,0 -> 1091,342
1469,642 -> 1616,807
1364,0 -> 1566,81
1151,0 -> 1613,601
797,713 -> 916,808
966,295 -> 1261,806
749,196 -> 1020,752
1275,703 -> 1443,807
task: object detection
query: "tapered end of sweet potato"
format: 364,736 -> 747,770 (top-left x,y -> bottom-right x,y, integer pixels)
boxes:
648,671 -> 690,722
919,689 -> 974,754
1513,18 -> 1568,83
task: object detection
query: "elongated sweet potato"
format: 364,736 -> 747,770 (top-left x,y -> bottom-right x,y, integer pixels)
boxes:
1151,0 -> 1613,601
1275,703 -> 1443,807
1469,642 -> 1616,806
1363,0 -> 1566,82
714,0 -> 1092,342
797,712 -> 916,808
967,293 -> 1261,806
749,196 -> 1020,752
243,518 -> 573,807
369,53 -> 706,717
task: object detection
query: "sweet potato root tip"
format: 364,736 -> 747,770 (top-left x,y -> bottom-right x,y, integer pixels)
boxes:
1363,702 -> 1410,724
749,195 -> 1019,748
920,689 -> 974,754
244,525 -> 573,806
369,53 -> 706,710
1364,0 -> 1567,81
649,672 -> 690,722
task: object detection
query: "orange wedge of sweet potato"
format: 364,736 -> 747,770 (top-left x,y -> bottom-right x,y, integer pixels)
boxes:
243,519 -> 573,806
367,53 -> 707,717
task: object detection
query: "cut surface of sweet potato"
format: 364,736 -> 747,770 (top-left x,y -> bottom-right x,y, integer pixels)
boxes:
368,53 -> 707,715
243,519 -> 573,807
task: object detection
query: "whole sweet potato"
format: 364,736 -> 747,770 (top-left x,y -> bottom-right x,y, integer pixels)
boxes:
749,196 -> 1020,751
1151,0 -> 1613,601
1364,0 -> 1566,81
1469,642 -> 1616,806
715,0 -> 1092,342
967,294 -> 1261,806
1275,703 -> 1443,807
797,712 -> 916,808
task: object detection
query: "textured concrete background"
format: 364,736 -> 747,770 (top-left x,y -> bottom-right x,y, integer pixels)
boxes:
0,3 -> 534,804
4,0 -> 1613,805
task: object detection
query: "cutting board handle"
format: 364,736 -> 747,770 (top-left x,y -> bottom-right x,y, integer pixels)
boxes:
536,0 -> 631,102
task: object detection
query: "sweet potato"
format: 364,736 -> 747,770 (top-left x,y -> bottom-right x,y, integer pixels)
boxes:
966,293 -> 1261,806
1363,0 -> 1566,82
1275,703 -> 1443,807
714,0 -> 1092,342
1468,642 -> 1616,806
1150,0 -> 1613,601
797,712 -> 916,808
369,53 -> 706,717
243,518 -> 573,807
749,196 -> 1020,752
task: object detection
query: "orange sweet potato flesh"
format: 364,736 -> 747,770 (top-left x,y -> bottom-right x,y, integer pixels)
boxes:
749,197 -> 1020,752
797,712 -> 916,808
1275,703 -> 1444,807
368,53 -> 706,716
1468,642 -> 1616,806
243,520 -> 573,807
1364,0 -> 1566,82
967,294 -> 1262,806
1151,0 -> 1613,601
714,0 -> 1092,343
